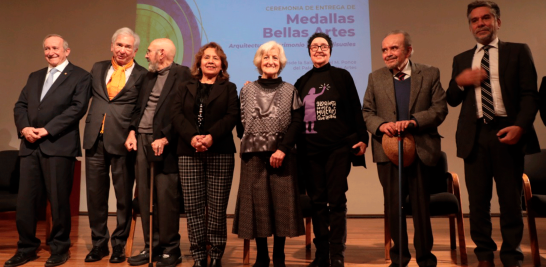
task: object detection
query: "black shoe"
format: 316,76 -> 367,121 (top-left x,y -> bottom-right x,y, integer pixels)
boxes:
127,250 -> 160,266
45,253 -> 69,267
156,252 -> 182,267
253,257 -> 270,267
308,257 -> 329,267
272,256 -> 285,267
210,258 -> 222,267
109,245 -> 126,263
4,251 -> 38,267
331,259 -> 344,267
193,259 -> 207,267
84,246 -> 109,262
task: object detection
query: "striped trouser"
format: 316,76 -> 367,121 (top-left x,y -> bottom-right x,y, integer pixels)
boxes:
178,153 -> 234,260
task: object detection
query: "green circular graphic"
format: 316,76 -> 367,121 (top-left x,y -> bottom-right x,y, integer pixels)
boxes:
135,4 -> 184,66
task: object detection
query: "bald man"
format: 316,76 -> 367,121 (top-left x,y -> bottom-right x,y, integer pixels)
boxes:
125,38 -> 191,267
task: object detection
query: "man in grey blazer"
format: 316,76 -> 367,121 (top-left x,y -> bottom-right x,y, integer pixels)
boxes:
82,27 -> 147,263
362,30 -> 447,267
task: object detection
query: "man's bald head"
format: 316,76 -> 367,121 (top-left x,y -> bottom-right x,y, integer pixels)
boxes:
146,38 -> 177,72
151,38 -> 176,61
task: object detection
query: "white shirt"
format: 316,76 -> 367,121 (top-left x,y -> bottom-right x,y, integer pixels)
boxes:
44,59 -> 69,85
393,59 -> 412,80
105,61 -> 136,85
471,37 -> 507,118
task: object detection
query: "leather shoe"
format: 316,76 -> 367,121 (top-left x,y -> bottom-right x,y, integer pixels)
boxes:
331,259 -> 344,267
308,257 -> 329,267
109,245 -> 126,263
85,246 -> 109,262
45,253 -> 69,267
477,260 -> 495,267
210,258 -> 222,267
4,251 -> 38,267
253,257 -> 270,267
156,252 -> 182,267
193,259 -> 207,267
272,256 -> 285,267
127,250 -> 160,266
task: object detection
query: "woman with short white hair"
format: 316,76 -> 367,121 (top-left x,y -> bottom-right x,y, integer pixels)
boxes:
232,40 -> 305,267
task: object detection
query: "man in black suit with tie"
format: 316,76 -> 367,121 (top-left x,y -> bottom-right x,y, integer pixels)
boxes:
82,27 -> 147,263
125,38 -> 190,267
447,2 -> 539,267
9,34 -> 91,267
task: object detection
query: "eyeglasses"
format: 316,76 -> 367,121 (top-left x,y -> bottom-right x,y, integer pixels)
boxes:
146,49 -> 162,55
310,45 -> 330,52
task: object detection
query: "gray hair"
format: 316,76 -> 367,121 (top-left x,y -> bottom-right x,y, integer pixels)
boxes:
384,30 -> 414,57
385,30 -> 412,49
43,34 -> 69,50
253,41 -> 287,75
467,1 -> 500,22
111,27 -> 140,50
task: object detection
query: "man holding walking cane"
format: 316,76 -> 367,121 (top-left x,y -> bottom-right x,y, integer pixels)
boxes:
125,38 -> 191,267
362,30 -> 447,267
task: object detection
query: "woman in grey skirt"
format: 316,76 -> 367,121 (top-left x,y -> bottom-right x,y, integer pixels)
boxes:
232,40 -> 305,267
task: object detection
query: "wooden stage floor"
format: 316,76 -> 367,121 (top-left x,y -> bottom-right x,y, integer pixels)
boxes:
0,216 -> 544,266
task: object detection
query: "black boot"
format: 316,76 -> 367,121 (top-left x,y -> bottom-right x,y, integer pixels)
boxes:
308,236 -> 329,267
272,235 -> 286,267
253,237 -> 270,267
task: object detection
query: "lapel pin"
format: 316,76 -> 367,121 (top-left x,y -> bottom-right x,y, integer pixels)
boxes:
64,73 -> 67,75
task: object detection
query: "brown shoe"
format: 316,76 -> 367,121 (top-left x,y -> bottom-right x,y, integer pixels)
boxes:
477,261 -> 495,267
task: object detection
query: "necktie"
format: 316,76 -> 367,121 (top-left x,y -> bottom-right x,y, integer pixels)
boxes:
40,68 -> 59,101
396,72 -> 406,81
480,45 -> 494,123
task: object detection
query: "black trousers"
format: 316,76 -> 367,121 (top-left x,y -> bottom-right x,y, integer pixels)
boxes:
464,119 -> 524,267
377,159 -> 437,267
304,146 -> 351,260
136,134 -> 180,255
85,137 -> 134,248
16,149 -> 75,254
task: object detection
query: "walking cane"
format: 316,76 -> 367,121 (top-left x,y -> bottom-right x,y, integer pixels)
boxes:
148,160 -> 155,267
397,130 -> 404,267
397,123 -> 414,267
146,144 -> 163,267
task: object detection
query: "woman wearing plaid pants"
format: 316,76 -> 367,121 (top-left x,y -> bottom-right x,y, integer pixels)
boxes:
171,42 -> 239,267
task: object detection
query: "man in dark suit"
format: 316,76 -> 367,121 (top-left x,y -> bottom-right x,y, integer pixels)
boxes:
125,38 -> 190,267
9,34 -> 91,267
82,27 -> 147,263
446,2 -> 539,267
363,30 -> 447,267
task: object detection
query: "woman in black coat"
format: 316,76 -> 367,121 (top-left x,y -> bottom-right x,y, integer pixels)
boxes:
171,42 -> 239,267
